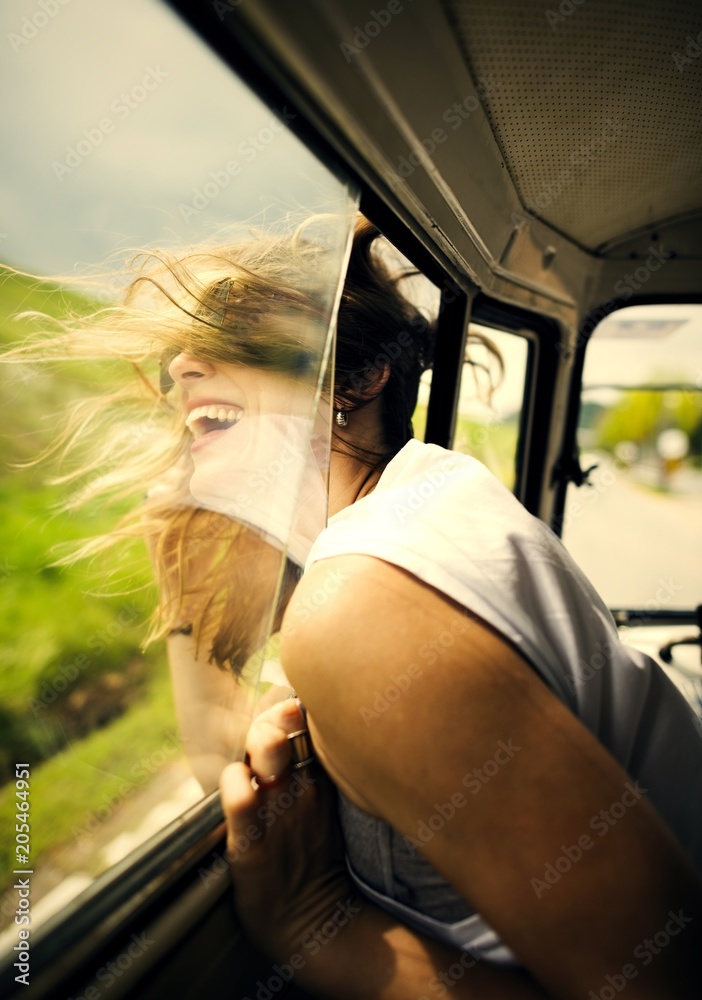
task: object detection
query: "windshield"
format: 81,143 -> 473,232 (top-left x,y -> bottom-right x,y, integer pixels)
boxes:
562,304 -> 702,612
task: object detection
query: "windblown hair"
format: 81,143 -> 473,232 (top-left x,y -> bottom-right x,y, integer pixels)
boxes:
334,217 -> 436,457
1,214 -> 500,672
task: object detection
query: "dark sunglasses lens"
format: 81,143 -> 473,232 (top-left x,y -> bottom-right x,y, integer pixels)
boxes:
159,350 -> 176,394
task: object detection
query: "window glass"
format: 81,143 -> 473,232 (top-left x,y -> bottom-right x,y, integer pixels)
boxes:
562,304 -> 702,610
415,325 -> 529,490
0,0 -> 358,939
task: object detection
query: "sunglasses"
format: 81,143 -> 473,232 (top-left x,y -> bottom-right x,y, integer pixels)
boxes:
159,349 -> 177,395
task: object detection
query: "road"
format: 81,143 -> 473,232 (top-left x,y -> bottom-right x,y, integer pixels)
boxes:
0,760 -> 202,952
563,459 -> 701,609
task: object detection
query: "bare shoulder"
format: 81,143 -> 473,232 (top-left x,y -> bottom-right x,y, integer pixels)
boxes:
281,554 -> 702,997
280,552 -> 499,707
279,550 -> 585,808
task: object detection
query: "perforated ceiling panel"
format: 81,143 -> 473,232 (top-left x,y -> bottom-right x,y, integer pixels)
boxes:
445,0 -> 702,251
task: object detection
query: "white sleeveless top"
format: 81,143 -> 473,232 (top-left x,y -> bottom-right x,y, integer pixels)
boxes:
305,440 -> 702,964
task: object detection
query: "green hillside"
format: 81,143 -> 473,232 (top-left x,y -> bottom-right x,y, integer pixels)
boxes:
0,268 -> 176,893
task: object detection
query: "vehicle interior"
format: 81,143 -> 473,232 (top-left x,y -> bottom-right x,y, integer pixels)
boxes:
1,0 -> 700,997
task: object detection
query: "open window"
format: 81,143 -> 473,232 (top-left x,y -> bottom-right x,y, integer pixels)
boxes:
561,304 -> 701,611
416,319 -> 532,493
561,304 -> 702,711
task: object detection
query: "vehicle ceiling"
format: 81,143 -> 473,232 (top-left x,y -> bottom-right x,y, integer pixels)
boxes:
447,0 -> 702,255
215,0 -> 702,329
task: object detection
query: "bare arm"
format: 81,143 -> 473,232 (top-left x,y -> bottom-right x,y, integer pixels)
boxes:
166,632 -> 251,792
148,509 -> 293,791
276,555 -> 702,999
222,701 -> 554,1000
167,631 -> 295,792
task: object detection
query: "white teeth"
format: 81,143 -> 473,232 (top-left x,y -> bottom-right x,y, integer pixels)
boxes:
185,403 -> 243,431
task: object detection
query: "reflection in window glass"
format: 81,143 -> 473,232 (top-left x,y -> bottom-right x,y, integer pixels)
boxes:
415,326 -> 528,489
563,304 -> 702,610
0,0 -> 357,937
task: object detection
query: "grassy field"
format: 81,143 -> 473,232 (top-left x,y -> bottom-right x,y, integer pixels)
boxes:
0,268 -> 179,895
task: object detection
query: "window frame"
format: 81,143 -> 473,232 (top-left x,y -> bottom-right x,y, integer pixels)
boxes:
0,4 -> 580,997
552,291 -> 702,625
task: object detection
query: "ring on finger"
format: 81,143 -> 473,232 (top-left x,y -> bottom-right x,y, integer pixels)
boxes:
288,728 -> 315,770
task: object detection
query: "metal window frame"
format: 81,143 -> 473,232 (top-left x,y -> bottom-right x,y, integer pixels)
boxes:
0,4 -> 579,997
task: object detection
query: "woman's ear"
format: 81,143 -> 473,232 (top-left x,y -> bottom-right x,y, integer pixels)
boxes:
357,363 -> 391,402
334,363 -> 390,413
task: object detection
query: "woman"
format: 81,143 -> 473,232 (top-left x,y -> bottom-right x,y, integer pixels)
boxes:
211,220 -> 702,998
10,215 -> 702,997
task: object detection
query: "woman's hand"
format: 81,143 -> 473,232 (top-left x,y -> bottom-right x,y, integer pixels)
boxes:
221,698 -> 560,999
220,698 -> 357,963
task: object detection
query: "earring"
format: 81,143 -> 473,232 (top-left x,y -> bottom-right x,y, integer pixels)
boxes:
335,409 -> 349,428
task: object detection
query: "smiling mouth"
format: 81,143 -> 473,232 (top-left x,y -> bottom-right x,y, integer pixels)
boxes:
185,404 -> 244,439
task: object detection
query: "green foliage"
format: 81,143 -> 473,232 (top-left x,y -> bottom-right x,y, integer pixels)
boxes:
453,416 -> 518,488
594,387 -> 702,461
0,265 -> 95,334
0,268 -> 173,858
0,668 -> 179,888
595,390 -> 663,451
0,266 -> 127,469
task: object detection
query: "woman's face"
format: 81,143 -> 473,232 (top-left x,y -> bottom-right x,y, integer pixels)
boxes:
168,351 -> 329,563
169,350 -> 317,438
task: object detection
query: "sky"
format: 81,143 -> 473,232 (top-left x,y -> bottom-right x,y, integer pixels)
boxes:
2,0 -> 699,402
584,305 -> 702,391
0,0 -> 353,278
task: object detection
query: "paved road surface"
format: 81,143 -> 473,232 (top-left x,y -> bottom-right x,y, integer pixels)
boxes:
563,461 -> 701,609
